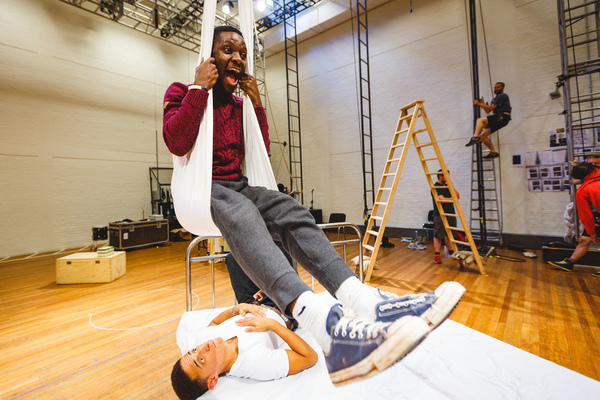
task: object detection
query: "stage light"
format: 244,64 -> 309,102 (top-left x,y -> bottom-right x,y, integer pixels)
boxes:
223,0 -> 233,14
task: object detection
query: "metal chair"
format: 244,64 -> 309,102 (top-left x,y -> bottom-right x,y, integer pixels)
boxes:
324,213 -> 347,241
184,223 -> 364,311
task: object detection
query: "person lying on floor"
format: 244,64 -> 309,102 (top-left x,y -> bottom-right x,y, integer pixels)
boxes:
171,303 -> 317,400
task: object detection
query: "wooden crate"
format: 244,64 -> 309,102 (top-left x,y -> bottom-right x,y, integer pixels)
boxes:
56,252 -> 126,284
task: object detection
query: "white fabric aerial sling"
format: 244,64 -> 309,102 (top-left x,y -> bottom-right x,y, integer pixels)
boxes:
170,0 -> 277,236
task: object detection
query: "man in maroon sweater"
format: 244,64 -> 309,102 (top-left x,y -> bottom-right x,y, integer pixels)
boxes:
164,26 -> 463,396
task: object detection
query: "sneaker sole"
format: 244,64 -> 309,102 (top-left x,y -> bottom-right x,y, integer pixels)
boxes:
548,262 -> 573,272
329,316 -> 430,386
421,282 -> 466,330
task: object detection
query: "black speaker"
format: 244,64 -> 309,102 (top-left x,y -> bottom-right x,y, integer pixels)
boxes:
92,226 -> 108,241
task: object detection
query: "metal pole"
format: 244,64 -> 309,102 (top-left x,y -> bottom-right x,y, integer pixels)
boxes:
469,0 -> 488,251
557,0 -> 577,236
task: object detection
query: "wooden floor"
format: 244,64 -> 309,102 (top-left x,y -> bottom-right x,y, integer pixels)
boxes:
1,235 -> 599,399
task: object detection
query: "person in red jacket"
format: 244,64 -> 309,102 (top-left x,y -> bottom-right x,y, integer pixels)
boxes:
550,161 -> 600,277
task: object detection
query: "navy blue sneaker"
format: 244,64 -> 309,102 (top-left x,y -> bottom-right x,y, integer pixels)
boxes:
465,136 -> 481,147
324,305 -> 430,386
375,281 -> 466,330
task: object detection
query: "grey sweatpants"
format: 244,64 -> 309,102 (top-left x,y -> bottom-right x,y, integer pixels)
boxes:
210,178 -> 355,314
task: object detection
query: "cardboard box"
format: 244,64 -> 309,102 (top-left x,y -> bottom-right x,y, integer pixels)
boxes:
56,252 -> 126,284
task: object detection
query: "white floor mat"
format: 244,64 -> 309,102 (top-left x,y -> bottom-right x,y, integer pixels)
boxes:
177,309 -> 600,400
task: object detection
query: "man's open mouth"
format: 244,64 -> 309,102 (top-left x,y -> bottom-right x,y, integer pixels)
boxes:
225,69 -> 240,86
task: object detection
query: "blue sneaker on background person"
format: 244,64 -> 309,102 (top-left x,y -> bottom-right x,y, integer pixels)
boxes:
324,305 -> 430,386
375,281 -> 466,330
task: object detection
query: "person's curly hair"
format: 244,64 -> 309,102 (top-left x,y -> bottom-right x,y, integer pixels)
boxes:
171,358 -> 209,400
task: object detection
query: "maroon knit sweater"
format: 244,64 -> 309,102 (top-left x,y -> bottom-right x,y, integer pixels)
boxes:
163,82 -> 270,181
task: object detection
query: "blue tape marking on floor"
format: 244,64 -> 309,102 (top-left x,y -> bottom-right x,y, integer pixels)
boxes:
9,330 -> 176,400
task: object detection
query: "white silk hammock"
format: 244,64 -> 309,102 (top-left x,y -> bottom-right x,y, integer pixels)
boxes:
170,0 -> 277,236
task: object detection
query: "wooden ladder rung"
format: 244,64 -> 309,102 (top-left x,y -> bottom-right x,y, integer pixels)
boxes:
366,230 -> 379,236
379,187 -> 393,191
388,158 -> 401,163
391,143 -> 405,149
396,128 -> 409,135
448,226 -> 464,231
441,213 -> 458,218
422,157 -> 438,162
438,199 -> 455,203
399,114 -> 413,122
450,239 -> 470,246
363,244 -> 375,252
413,128 -> 428,134
371,216 -> 383,221
374,202 -> 387,206
416,143 -> 433,149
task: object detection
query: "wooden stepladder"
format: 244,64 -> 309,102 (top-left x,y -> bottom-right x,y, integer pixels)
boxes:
362,100 -> 485,281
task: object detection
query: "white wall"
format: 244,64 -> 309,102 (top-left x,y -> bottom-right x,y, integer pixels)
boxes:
266,0 -> 567,236
0,0 -> 195,257
0,0 -> 566,258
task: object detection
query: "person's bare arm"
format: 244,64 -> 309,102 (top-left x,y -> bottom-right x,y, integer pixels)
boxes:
208,303 -> 266,326
236,316 -> 318,375
473,97 -> 496,114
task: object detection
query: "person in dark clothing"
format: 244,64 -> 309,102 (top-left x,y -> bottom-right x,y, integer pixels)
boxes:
431,170 -> 459,264
225,241 -> 294,308
465,82 -> 512,159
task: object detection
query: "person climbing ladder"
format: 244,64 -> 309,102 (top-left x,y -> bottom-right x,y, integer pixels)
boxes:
465,82 -> 512,159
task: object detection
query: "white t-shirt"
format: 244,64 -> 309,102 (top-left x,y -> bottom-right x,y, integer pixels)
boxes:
178,309 -> 290,381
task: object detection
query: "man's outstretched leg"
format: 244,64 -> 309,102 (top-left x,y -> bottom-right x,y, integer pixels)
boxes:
479,129 -> 499,158
210,180 -> 465,384
465,117 -> 488,147
549,234 -> 593,271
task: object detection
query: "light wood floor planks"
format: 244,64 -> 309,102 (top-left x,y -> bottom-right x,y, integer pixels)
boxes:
0,235 -> 599,399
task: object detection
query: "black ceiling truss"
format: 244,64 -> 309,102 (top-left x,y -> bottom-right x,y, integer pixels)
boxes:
255,0 -> 321,34
59,0 -> 322,52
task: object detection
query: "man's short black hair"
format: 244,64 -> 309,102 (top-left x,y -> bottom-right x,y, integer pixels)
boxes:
572,162 -> 599,181
437,169 -> 449,180
213,25 -> 243,44
171,359 -> 209,400
496,82 -> 505,88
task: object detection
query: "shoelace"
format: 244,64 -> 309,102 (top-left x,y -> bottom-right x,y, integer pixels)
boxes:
377,288 -> 398,300
333,316 -> 388,340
